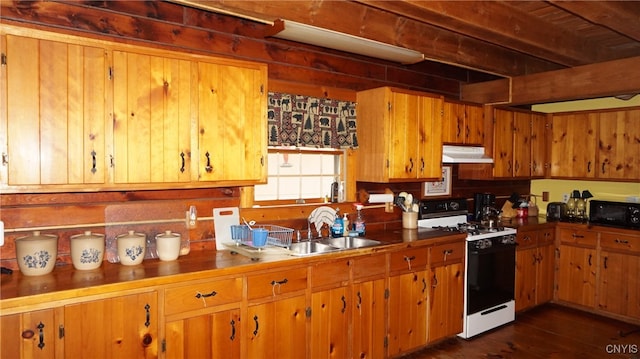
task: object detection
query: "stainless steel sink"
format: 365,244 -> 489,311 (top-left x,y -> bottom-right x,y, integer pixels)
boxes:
287,241 -> 339,256
319,236 -> 382,249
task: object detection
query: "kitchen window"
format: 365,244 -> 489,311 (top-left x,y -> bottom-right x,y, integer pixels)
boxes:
254,147 -> 345,204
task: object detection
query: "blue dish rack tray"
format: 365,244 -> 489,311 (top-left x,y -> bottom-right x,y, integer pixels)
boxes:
230,224 -> 294,249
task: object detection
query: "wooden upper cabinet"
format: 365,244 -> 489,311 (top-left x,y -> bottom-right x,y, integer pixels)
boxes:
492,108 -> 515,178
530,112 -> 549,178
597,109 -> 640,180
550,112 -> 598,178
3,35 -> 108,188
442,101 -> 484,146
112,50 -> 193,184
356,87 -> 443,182
197,61 -> 267,183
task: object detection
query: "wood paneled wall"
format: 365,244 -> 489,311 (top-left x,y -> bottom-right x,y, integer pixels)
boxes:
0,1 -> 510,269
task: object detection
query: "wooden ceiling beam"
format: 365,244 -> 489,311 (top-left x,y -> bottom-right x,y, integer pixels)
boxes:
170,0 -> 562,76
358,0 -> 610,67
461,55 -> 640,105
549,1 -> 640,42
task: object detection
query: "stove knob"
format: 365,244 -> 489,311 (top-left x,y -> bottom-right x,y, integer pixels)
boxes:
630,208 -> 640,224
449,202 -> 460,211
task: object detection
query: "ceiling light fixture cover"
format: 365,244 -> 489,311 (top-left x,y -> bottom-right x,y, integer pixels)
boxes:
265,19 -> 424,65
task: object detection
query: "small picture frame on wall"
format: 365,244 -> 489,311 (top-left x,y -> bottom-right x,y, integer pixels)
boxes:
423,166 -> 452,197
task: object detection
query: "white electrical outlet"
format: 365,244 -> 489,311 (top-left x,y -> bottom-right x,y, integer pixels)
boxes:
627,196 -> 640,203
562,193 -> 570,203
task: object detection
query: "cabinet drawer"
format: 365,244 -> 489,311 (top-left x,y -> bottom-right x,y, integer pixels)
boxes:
600,232 -> 640,254
558,227 -> 597,246
311,258 -> 351,289
516,231 -> 538,249
247,267 -> 308,300
390,247 -> 428,273
430,241 -> 464,266
164,277 -> 243,316
352,254 -> 387,281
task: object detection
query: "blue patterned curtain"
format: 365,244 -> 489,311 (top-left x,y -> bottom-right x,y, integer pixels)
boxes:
267,92 -> 358,149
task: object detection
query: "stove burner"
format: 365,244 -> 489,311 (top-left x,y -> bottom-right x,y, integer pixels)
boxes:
431,225 -> 465,233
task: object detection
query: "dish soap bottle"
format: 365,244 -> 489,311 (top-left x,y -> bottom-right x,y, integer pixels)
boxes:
354,205 -> 365,236
331,208 -> 343,238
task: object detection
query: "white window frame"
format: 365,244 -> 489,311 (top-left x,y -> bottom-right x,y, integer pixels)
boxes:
254,146 -> 346,205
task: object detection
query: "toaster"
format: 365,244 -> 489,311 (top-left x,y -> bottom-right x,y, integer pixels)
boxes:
546,202 -> 568,221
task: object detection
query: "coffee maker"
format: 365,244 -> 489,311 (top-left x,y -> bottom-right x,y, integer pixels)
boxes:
473,193 -> 496,221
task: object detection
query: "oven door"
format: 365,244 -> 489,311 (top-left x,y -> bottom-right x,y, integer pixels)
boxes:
466,242 -> 516,315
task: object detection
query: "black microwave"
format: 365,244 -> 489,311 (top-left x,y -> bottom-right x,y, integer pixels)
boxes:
589,200 -> 640,230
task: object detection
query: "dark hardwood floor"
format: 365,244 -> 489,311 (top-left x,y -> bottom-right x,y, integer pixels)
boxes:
400,304 -> 640,359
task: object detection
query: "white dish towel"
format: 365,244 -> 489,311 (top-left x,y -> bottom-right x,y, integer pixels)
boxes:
308,206 -> 337,232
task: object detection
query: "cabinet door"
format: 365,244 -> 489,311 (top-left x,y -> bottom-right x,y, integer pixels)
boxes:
417,95 -> 443,179
550,112 -> 597,178
352,278 -> 387,359
464,103 -> 485,146
387,270 -> 429,356
598,251 -> 640,317
310,287 -> 350,358
536,240 -> 556,306
428,262 -> 464,343
493,109 -> 514,177
197,61 -> 267,182
598,109 -> 640,180
64,291 -> 158,358
513,111 -> 532,178
113,51 -> 193,184
5,35 -> 108,187
246,295 -> 307,359
0,308 -> 61,359
387,91 -> 422,180
556,245 -> 597,308
165,309 -> 241,359
530,112 -> 548,178
442,101 -> 465,144
515,247 -> 538,312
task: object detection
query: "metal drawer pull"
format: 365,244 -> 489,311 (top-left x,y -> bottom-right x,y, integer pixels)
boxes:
404,255 -> 415,271
37,322 -> 45,350
614,239 -> 629,244
271,278 -> 288,296
443,249 -> 453,261
572,233 -> 585,239
144,304 -> 151,328
195,290 -> 218,299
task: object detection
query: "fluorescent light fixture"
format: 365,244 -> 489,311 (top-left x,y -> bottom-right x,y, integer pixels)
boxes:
266,19 -> 424,65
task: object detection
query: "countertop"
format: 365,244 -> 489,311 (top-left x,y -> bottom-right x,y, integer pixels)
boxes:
0,228 -> 465,307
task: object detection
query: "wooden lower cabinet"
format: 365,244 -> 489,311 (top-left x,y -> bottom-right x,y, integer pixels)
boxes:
427,242 -> 465,343
64,292 -> 158,358
387,247 -> 429,356
246,295 -> 307,359
555,226 -> 598,308
311,287 -> 351,358
514,227 -> 555,312
0,308 -> 62,359
597,232 -> 640,318
165,309 -> 240,359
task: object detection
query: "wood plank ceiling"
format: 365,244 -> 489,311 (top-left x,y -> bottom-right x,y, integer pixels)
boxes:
174,0 -> 640,77
174,0 -> 640,104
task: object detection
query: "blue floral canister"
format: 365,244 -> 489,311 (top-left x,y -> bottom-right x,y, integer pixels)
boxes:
15,231 -> 58,276
116,231 -> 146,266
70,231 -> 105,270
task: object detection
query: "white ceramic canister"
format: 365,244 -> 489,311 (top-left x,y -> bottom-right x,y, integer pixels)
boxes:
116,231 -> 146,266
155,231 -> 181,261
15,231 -> 58,276
70,231 -> 105,270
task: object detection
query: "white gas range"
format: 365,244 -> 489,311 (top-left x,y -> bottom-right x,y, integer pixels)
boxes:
418,198 -> 517,339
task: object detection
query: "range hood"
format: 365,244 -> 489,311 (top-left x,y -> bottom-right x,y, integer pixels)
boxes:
442,145 -> 493,164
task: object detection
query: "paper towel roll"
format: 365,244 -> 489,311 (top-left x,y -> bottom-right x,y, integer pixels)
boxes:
368,193 -> 394,203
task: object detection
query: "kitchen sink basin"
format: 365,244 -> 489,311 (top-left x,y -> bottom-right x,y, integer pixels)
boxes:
319,237 -> 382,249
287,241 -> 339,256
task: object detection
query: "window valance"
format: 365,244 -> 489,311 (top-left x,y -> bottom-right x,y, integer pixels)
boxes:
267,92 -> 358,149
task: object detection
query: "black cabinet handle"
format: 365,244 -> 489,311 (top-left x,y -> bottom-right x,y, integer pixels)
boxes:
341,295 -> 347,313
587,161 -> 592,173
602,161 -> 606,174
37,322 -> 45,350
144,304 -> 151,328
604,256 -> 608,269
588,254 -> 592,266
230,319 -> 236,341
205,152 -> 213,173
408,158 -> 414,172
253,315 -> 259,336
91,150 -> 97,174
180,152 -> 185,173
195,291 -> 217,299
